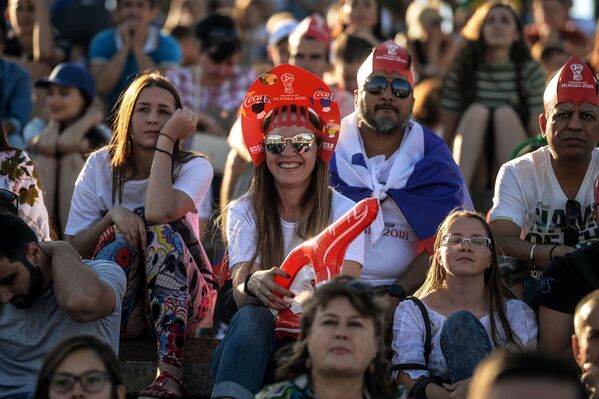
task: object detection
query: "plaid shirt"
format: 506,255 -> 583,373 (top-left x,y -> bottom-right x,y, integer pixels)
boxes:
167,65 -> 256,113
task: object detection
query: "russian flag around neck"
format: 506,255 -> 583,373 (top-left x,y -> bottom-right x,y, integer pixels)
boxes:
330,113 -> 473,254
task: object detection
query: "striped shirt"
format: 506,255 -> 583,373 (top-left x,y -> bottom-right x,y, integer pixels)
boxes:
441,59 -> 545,117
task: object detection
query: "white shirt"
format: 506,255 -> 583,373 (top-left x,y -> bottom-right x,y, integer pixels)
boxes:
65,148 -> 213,240
227,190 -> 365,270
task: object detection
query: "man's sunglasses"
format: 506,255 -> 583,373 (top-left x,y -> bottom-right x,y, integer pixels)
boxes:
364,75 -> 412,99
563,199 -> 580,246
0,189 -> 18,214
264,133 -> 316,155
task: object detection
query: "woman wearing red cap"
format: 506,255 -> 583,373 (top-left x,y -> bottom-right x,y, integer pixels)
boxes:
212,64 -> 364,399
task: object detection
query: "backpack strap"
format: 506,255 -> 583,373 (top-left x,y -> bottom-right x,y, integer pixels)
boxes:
572,249 -> 599,289
391,296 -> 432,372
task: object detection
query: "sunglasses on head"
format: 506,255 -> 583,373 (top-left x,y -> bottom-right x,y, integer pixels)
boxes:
364,75 -> 412,99
0,189 -> 18,214
563,199 -> 581,246
264,133 -> 316,155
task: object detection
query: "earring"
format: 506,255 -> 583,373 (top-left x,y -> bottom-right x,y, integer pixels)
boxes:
306,357 -> 312,369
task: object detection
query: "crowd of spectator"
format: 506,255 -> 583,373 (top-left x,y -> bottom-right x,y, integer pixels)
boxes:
1,0 -> 599,398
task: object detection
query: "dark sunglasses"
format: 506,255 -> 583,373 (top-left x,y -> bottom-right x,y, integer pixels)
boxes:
49,371 -> 111,394
0,189 -> 18,214
264,133 -> 316,155
563,199 -> 580,246
364,75 -> 412,99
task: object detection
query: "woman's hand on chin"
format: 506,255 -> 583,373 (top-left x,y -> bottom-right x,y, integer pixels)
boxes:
248,267 -> 295,310
161,108 -> 198,141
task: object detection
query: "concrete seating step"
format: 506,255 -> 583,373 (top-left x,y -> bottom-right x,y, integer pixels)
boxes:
119,337 -> 220,397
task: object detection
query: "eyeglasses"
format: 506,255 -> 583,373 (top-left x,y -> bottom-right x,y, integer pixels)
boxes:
364,75 -> 412,99
49,371 -> 111,393
264,133 -> 316,155
563,199 -> 580,246
0,189 -> 18,214
442,234 -> 492,249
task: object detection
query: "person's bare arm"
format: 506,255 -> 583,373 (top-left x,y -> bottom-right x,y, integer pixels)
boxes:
42,240 -> 117,321
56,108 -> 104,154
31,0 -> 58,64
538,305 -> 574,353
30,120 -> 59,155
396,251 -> 430,295
90,52 -> 129,97
145,109 -> 197,223
341,260 -> 361,277
490,218 -> 575,269
440,110 -> 460,149
220,149 -> 250,215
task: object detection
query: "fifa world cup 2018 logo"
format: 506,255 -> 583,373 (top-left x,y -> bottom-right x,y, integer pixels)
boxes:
571,64 -> 583,81
385,43 -> 399,56
281,73 -> 295,93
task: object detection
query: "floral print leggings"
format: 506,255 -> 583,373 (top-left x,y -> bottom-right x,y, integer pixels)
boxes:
93,223 -> 213,368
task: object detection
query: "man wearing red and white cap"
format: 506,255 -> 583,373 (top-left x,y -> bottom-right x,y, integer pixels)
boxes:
331,41 -> 472,293
491,55 -> 599,282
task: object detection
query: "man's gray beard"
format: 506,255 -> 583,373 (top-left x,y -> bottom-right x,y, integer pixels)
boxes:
358,97 -> 409,135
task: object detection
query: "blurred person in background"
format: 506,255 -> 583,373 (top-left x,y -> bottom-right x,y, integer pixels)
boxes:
403,0 -> 456,81
25,63 -> 110,236
232,0 -> 274,67
441,0 -> 545,191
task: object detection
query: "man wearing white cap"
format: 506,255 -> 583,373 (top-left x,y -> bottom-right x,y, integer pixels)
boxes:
331,41 -> 472,294
490,55 -> 599,299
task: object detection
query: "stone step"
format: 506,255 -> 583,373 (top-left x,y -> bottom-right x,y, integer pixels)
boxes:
119,337 -> 220,398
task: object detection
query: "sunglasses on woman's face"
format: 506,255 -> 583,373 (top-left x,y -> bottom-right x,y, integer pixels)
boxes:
364,75 -> 412,99
263,133 -> 316,155
49,370 -> 111,394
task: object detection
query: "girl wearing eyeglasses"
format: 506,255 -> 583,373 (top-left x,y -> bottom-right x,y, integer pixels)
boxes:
392,209 -> 537,399
64,72 -> 217,398
440,0 -> 545,190
212,64 -> 364,398
34,334 -> 126,399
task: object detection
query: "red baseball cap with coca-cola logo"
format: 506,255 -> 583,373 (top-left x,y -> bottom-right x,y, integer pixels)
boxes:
357,40 -> 415,88
241,64 -> 340,166
543,54 -> 599,111
288,13 -> 331,48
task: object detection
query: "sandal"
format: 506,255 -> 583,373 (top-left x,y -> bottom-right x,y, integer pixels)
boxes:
138,370 -> 187,398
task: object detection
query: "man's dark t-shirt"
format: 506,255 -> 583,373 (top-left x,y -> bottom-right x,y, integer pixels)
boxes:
534,242 -> 599,314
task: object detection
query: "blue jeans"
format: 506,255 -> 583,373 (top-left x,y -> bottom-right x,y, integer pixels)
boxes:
211,305 -> 276,399
440,311 -> 492,383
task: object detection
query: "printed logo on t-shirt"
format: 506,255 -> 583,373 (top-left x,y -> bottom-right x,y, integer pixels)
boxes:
364,223 -> 410,240
525,202 -> 599,244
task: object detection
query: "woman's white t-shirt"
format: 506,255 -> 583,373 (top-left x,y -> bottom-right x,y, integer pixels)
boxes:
392,299 -> 538,381
226,190 -> 365,270
65,148 -> 213,240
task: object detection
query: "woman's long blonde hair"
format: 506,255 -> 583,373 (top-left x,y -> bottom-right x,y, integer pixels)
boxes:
415,209 -> 518,347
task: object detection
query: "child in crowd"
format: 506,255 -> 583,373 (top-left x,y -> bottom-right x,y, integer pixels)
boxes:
25,63 -> 110,235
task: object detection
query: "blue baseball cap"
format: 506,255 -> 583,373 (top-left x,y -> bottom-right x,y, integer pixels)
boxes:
35,63 -> 96,101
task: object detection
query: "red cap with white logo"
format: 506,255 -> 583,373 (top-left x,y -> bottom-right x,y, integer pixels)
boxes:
241,64 -> 340,166
357,40 -> 415,88
543,55 -> 599,111
288,13 -> 331,47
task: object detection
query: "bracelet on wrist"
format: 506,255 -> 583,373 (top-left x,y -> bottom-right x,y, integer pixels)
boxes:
529,243 -> 537,261
159,132 -> 175,143
244,272 -> 257,297
549,244 -> 560,261
154,147 -> 173,160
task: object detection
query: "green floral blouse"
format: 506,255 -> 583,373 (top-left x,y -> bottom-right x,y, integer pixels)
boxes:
0,149 -> 50,240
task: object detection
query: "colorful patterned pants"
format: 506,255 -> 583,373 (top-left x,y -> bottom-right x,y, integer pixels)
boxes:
93,224 -> 212,368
